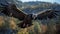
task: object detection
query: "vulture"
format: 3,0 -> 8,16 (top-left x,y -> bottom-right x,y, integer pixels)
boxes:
1,4 -> 60,28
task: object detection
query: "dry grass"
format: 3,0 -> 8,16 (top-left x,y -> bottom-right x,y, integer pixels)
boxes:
0,16 -> 4,27
0,16 -> 18,30
8,17 -> 17,29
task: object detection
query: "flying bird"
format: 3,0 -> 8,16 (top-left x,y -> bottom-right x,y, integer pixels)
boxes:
1,4 -> 60,28
17,9 -> 60,28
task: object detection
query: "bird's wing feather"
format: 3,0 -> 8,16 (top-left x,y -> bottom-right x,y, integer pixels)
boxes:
1,4 -> 27,20
36,9 -> 60,20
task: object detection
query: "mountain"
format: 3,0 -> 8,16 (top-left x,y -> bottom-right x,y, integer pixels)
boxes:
0,0 -> 60,14
21,1 -> 60,14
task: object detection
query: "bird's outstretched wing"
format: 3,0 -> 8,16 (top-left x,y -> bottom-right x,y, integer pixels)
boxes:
1,4 -> 33,28
1,4 -> 27,20
35,9 -> 60,20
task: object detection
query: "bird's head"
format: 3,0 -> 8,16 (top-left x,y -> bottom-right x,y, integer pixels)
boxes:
32,13 -> 37,20
27,13 -> 37,20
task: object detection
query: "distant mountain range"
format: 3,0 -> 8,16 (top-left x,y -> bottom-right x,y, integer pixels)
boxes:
0,0 -> 60,14
21,1 -> 60,14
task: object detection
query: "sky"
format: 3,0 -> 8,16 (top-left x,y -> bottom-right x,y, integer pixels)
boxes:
18,0 -> 60,4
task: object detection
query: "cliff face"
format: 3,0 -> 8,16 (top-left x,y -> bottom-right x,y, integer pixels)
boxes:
0,0 -> 22,7
0,0 -> 14,5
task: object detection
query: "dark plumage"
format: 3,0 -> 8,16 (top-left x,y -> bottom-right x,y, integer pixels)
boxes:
17,14 -> 33,28
35,9 -> 60,20
1,4 -> 27,20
